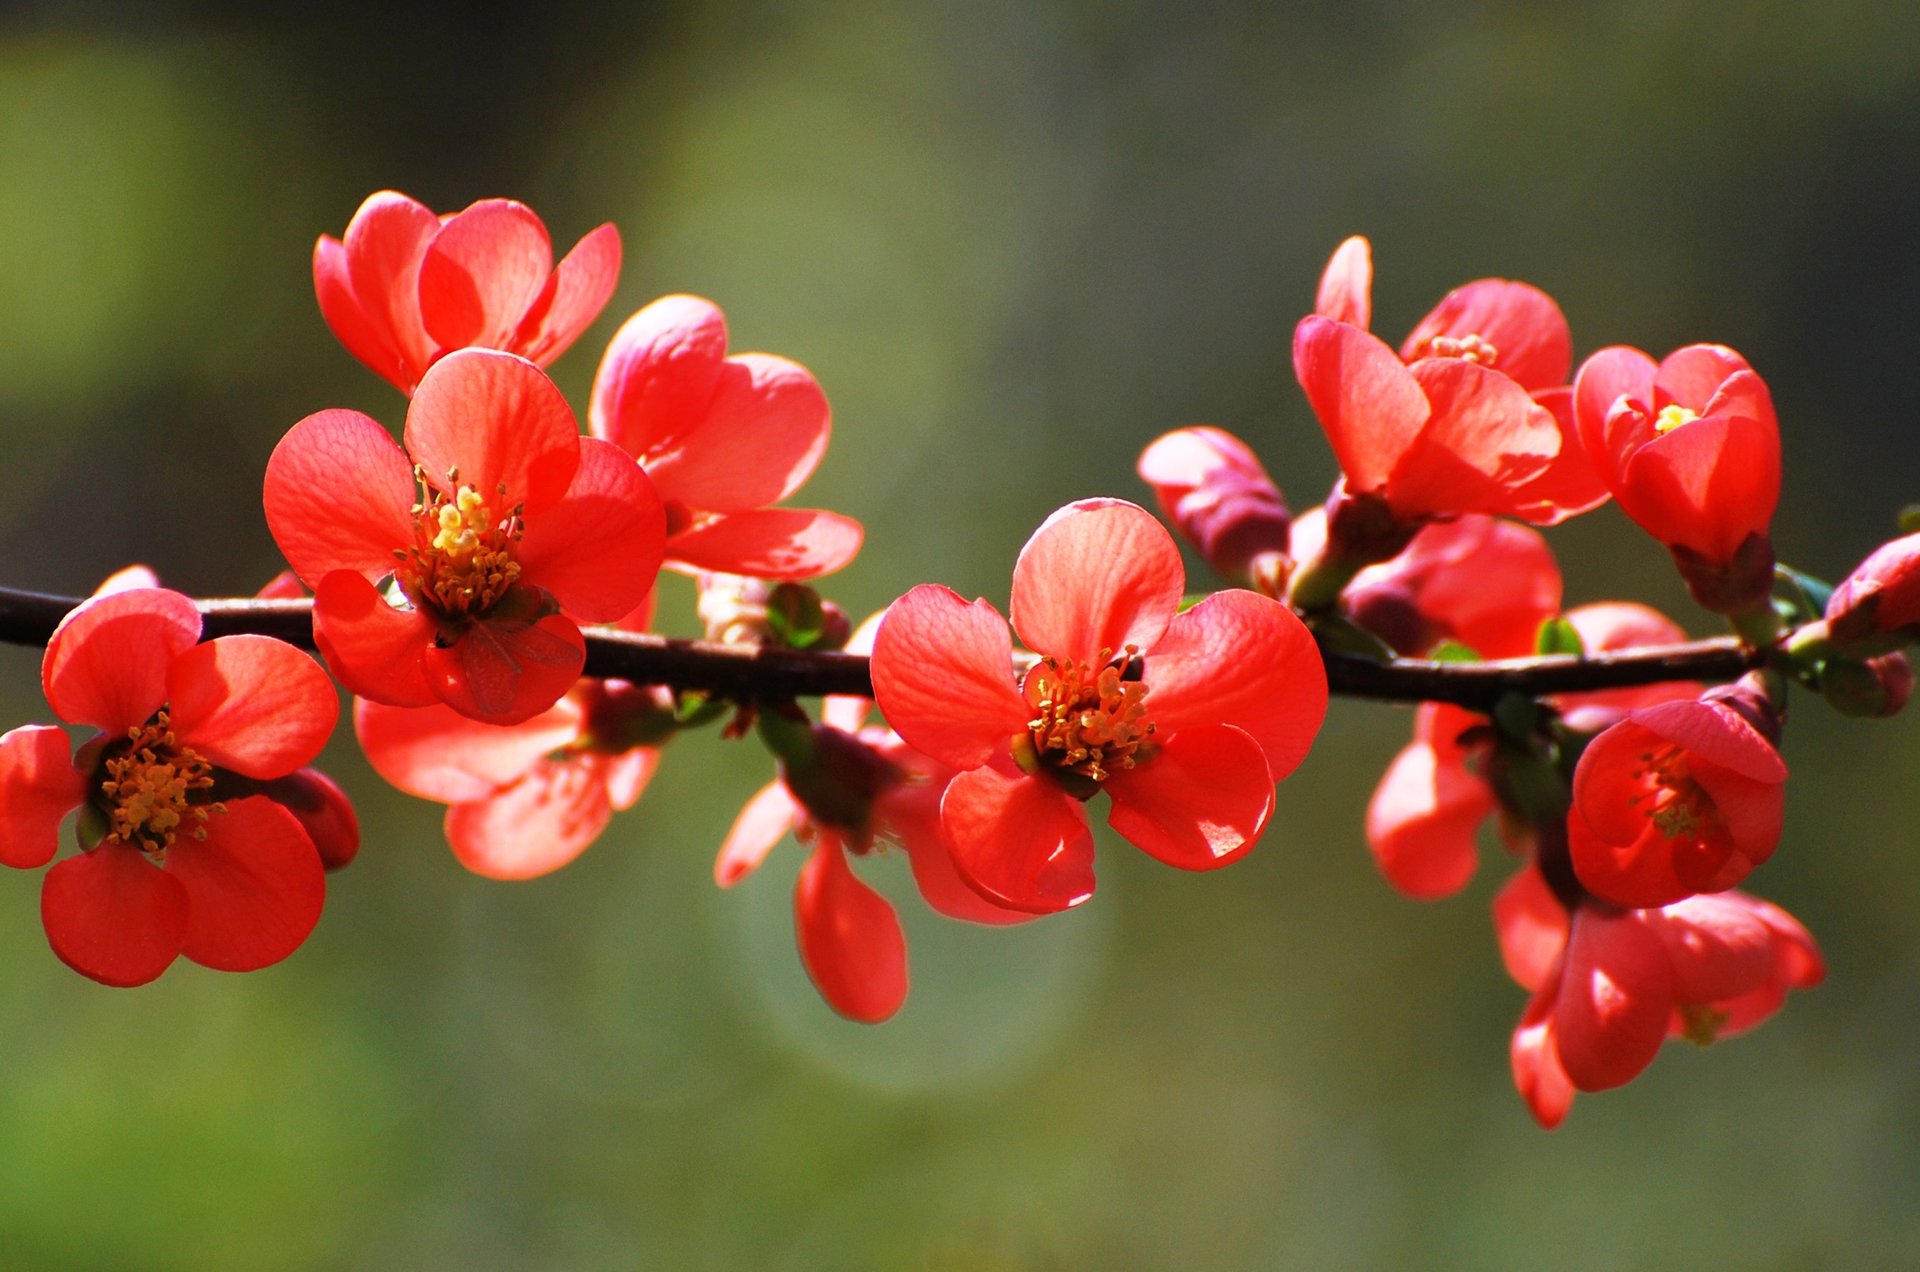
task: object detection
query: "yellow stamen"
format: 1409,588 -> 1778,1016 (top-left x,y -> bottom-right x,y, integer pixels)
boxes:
1023,647 -> 1155,783
98,710 -> 224,858
1654,405 -> 1700,435
400,472 -> 524,616
1417,332 -> 1500,368
1629,745 -> 1720,841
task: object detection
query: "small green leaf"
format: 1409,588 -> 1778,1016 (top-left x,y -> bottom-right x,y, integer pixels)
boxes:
1773,563 -> 1834,624
1177,592 -> 1210,613
1534,617 -> 1585,657
1899,505 -> 1920,535
1427,639 -> 1483,664
765,583 -> 829,649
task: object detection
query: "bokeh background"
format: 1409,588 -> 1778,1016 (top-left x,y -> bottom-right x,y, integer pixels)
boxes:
1,1 -> 1918,1266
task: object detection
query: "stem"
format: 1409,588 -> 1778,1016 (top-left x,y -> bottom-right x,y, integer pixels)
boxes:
0,587 -> 1766,710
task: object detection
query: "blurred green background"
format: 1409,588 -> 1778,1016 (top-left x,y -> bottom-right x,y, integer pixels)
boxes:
1,1 -> 1918,1266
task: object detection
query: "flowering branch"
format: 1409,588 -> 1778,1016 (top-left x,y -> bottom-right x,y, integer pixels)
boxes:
0,585 -> 1762,710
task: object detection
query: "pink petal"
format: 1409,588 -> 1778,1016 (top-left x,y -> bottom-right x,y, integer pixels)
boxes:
1632,699 -> 1787,783
354,694 -> 583,804
795,842 -> 908,1023
664,508 -> 864,581
167,798 -> 325,972
1141,589 -> 1328,781
1511,992 -> 1576,1129
1492,865 -> 1569,992
1392,359 -> 1559,519
1651,893 -> 1777,1002
1653,344 -> 1751,413
1501,387 -> 1612,525
513,222 -> 622,365
1365,739 -> 1494,900
0,725 -> 85,869
1009,499 -> 1184,662
340,191 -> 439,386
870,585 -> 1029,771
1402,279 -> 1571,391
939,763 -> 1095,914
887,783 -> 1033,926
310,571 -> 437,709
1292,316 -> 1430,495
1103,723 -> 1274,870
167,636 -> 339,779
445,756 -> 615,880
515,437 -> 665,621
588,294 -> 731,465
422,612 -> 585,724
417,199 -> 554,351
1314,235 -> 1372,329
1572,346 -> 1657,477
637,352 -> 831,513
93,565 -> 162,596
716,781 -> 799,886
313,234 -> 408,392
603,748 -> 660,811
263,409 -> 419,587
43,587 -> 201,732
41,845 -> 189,986
405,349 -> 581,514
1553,911 -> 1673,1092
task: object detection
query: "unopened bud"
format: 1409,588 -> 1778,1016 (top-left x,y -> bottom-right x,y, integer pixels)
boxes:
1826,532 -> 1920,650
269,768 -> 360,870
1137,427 -> 1291,584
1820,652 -> 1913,719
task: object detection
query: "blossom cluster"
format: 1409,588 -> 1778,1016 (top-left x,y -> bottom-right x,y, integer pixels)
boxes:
9,195 -> 1920,1132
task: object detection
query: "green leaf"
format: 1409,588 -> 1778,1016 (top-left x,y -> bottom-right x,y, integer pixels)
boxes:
1177,592 -> 1210,613
1773,563 -> 1834,624
1310,615 -> 1396,662
1427,639 -> 1483,664
1534,617 -> 1585,657
765,583 -> 828,649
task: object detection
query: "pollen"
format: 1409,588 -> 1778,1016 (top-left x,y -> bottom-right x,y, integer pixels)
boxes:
400,469 -> 524,616
1629,745 -> 1720,842
1025,647 -> 1155,782
1415,332 -> 1500,368
98,711 -> 223,858
1654,405 -> 1700,435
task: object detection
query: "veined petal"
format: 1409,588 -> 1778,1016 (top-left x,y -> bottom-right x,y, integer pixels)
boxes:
340,191 -> 438,384
446,756 -> 614,880
939,763 -> 1095,914
168,636 -> 339,779
417,198 -> 554,351
1393,360 -> 1559,519
354,694 -> 583,804
1010,500 -> 1184,662
311,572 -> 437,709
42,846 -> 189,986
0,725 -> 85,870
639,353 -> 831,512
422,612 -> 584,724
588,294 -> 730,464
264,409 -> 418,587
871,585 -> 1028,771
1314,235 -> 1372,329
1292,315 -> 1429,495
1365,739 -> 1494,900
1103,723 -> 1274,871
1402,279 -> 1571,391
513,222 -> 622,366
405,349 -> 581,514
515,437 -> 666,622
796,843 -> 908,1023
1142,589 -> 1327,781
314,235 -> 408,392
716,781 -> 799,886
663,508 -> 864,581
167,798 -> 325,973
44,587 -> 201,732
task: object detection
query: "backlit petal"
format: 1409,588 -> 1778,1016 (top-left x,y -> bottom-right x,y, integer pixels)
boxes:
1365,739 -> 1494,900
939,763 -> 1094,914
264,409 -> 417,586
1314,235 -> 1372,328
42,846 -> 189,986
638,353 -> 831,512
417,198 -> 553,351
446,756 -> 614,880
311,571 -> 437,709
664,508 -> 864,581
871,586 -> 1028,771
1104,723 -> 1274,870
716,781 -> 799,886
168,798 -> 324,973
796,843 -> 908,1023
1402,278 -> 1571,391
43,587 -> 201,732
405,349 -> 581,514
513,222 -> 622,365
422,612 -> 585,724
168,636 -> 338,778
1553,911 -> 1672,1092
515,437 -> 666,621
1293,315 -> 1429,495
354,694 -> 583,804
588,294 -> 730,463
0,725 -> 84,869
1010,500 -> 1183,662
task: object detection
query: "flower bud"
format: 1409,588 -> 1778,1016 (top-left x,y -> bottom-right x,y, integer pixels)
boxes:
1825,532 -> 1920,649
268,767 -> 361,871
1136,427 -> 1291,585
1819,651 -> 1913,718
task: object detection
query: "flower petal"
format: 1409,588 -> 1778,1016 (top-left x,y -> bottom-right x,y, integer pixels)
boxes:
1365,738 -> 1495,900
311,571 -> 437,709
1651,893 -> 1777,1003
939,762 -> 1095,914
168,636 -> 339,778
167,798 -> 325,973
0,725 -> 84,870
1104,723 -> 1274,870
515,437 -> 665,621
1511,990 -> 1576,1129
1402,279 -> 1571,392
41,846 -> 189,986
445,755 -> 615,880
717,781 -> 798,886
1393,359 -> 1560,519
664,508 -> 864,581
354,693 -> 582,803
1293,315 -> 1430,495
588,294 -> 730,464
1141,589 -> 1328,781
264,409 -> 418,587
1009,499 -> 1184,662
512,222 -> 622,365
1314,235 -> 1372,329
340,191 -> 439,385
1492,865 -> 1569,992
313,234 -> 408,393
795,842 -> 908,1023
405,349 -> 581,514
417,198 -> 553,351
1553,911 -> 1673,1092
871,585 -> 1028,771
639,353 -> 832,512
43,587 -> 202,732
422,612 -> 585,724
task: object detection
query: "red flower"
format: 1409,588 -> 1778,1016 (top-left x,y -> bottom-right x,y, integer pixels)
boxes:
590,295 -> 862,581
1496,865 -> 1822,1128
1366,603 -> 1697,901
314,191 -> 620,394
1135,426 -> 1292,589
1573,343 -> 1780,610
1825,532 -> 1920,647
0,588 -> 339,986
871,499 -> 1328,914
356,679 -> 667,880
1292,235 -> 1606,528
1569,686 -> 1787,908
265,348 -> 665,724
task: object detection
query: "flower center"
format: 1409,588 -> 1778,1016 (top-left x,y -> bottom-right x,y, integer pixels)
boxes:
1629,744 -> 1719,841
99,710 -> 222,858
1415,332 -> 1500,368
1678,1002 -> 1730,1047
399,469 -> 523,616
1654,405 -> 1700,435
1022,647 -> 1155,784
